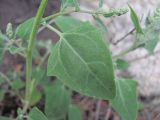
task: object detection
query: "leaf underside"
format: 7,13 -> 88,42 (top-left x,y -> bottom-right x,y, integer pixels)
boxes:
111,79 -> 138,120
47,16 -> 116,100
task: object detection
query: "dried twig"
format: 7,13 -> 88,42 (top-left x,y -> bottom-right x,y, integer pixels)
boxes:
113,28 -> 135,45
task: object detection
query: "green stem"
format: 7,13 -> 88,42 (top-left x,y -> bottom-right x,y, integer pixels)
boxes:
25,0 -> 48,104
113,44 -> 136,60
0,72 -> 12,86
43,9 -> 101,22
43,9 -> 75,22
45,24 -> 62,36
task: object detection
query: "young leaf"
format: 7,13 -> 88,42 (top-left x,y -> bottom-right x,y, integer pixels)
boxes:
47,21 -> 116,100
128,5 -> 143,34
111,79 -> 138,120
0,32 -> 6,62
68,105 -> 82,120
99,0 -> 104,8
61,0 -> 79,11
136,19 -> 160,54
12,79 -> 25,90
116,59 -> 130,70
93,16 -> 108,33
29,107 -> 48,120
28,79 -> 42,106
45,80 -> 71,120
55,16 -> 83,32
15,18 -> 34,40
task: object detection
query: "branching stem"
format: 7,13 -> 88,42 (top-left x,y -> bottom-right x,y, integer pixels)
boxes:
25,0 -> 48,105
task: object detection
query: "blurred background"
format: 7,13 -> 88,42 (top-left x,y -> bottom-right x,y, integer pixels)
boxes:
0,0 -> 160,120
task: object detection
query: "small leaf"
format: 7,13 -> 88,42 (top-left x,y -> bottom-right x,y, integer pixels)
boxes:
6,23 -> 13,39
68,105 -> 82,120
136,19 -> 160,54
0,116 -> 12,120
128,5 -> 143,34
29,107 -> 48,120
55,16 -> 83,32
47,21 -> 116,100
29,79 -> 42,106
0,32 -> 6,62
93,16 -> 108,32
111,79 -> 138,120
0,89 -> 5,101
103,8 -> 128,18
15,18 -> 34,40
12,79 -> 25,90
45,80 -> 71,120
61,0 -> 79,11
99,0 -> 104,8
116,59 -> 130,70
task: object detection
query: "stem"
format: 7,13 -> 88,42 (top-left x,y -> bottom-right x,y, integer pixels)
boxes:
25,0 -> 48,104
0,72 -> 12,86
44,24 -> 62,36
113,44 -> 136,60
43,9 -> 104,22
43,9 -> 75,22
37,50 -> 50,69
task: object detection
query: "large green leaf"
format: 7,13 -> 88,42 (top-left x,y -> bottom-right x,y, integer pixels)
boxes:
129,5 -> 143,34
45,80 -> 71,120
68,105 -> 82,120
55,16 -> 83,32
47,21 -> 116,100
111,79 -> 138,120
29,107 -> 48,120
15,18 -> 34,40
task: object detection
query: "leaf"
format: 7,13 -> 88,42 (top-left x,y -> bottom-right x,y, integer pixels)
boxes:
111,79 -> 138,120
61,0 -> 79,11
103,8 -> 128,18
0,116 -> 12,120
45,80 -> 71,120
128,5 -> 143,34
15,18 -> 34,40
55,16 -> 83,32
116,59 -> 130,70
99,0 -> 104,8
68,105 -> 82,120
136,19 -> 160,54
29,79 -> 42,106
93,16 -> 108,33
47,22 -> 116,100
0,32 -> 6,62
0,89 -> 5,101
12,79 -> 25,90
0,48 -> 4,62
29,107 -> 48,120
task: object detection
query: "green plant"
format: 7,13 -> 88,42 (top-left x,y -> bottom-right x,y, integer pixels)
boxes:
0,0 -> 159,120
